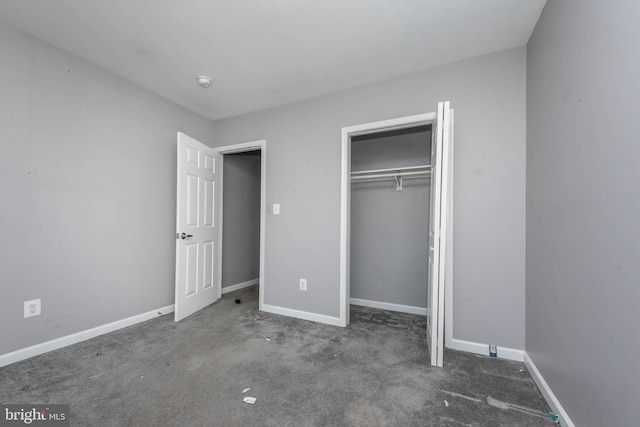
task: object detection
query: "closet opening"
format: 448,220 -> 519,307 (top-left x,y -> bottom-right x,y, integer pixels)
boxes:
339,104 -> 453,367
349,125 -> 431,319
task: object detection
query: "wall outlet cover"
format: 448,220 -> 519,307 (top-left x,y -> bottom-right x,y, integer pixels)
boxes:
299,279 -> 307,291
24,299 -> 41,318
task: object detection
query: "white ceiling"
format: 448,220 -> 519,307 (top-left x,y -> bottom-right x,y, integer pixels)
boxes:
0,1 -> 546,120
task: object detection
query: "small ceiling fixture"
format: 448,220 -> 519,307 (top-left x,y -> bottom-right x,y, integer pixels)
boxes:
196,75 -> 212,88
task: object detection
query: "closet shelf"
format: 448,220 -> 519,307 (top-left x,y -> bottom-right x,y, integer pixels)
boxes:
351,165 -> 431,191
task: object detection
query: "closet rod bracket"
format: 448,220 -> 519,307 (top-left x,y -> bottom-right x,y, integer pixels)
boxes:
395,176 -> 403,191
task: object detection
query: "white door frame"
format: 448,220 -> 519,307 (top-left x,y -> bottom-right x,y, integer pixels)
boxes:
444,111 -> 454,350
339,113 -> 453,339
217,140 -> 267,310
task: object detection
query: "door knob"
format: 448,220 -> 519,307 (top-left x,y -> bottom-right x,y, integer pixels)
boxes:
180,232 -> 193,239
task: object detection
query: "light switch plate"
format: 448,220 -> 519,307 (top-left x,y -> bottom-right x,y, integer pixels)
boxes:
273,204 -> 280,215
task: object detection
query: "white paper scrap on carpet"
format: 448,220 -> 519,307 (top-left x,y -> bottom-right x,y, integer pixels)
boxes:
243,397 -> 257,404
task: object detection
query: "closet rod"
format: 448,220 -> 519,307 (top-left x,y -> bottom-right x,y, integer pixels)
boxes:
350,164 -> 431,176
350,170 -> 430,181
351,172 -> 430,191
351,174 -> 430,183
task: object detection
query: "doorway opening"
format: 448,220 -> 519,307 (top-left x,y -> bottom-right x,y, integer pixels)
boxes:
221,150 -> 263,304
349,125 -> 432,317
339,104 -> 453,367
218,141 -> 266,311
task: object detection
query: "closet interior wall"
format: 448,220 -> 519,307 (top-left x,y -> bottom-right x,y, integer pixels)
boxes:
350,125 -> 432,311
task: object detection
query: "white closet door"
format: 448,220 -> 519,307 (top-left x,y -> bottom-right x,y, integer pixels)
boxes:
427,101 -> 452,367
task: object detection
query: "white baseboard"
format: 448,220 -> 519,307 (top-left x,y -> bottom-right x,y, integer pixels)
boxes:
448,338 -> 524,362
524,352 -> 575,427
261,304 -> 343,327
222,278 -> 259,294
350,298 -> 428,316
0,304 -> 175,368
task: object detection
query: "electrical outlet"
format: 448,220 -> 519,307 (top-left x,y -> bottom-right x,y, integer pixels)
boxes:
299,279 -> 307,291
24,299 -> 41,318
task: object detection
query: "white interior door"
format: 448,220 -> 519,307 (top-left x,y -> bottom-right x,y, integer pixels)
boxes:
427,101 -> 452,367
175,132 -> 222,322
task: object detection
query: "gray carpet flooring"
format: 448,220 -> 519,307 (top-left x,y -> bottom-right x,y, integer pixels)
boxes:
0,285 -> 552,426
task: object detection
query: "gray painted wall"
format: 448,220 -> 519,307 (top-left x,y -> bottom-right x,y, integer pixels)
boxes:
0,24 -> 214,355
526,1 -> 640,425
214,47 -> 527,349
350,127 -> 430,308
222,152 -> 261,288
